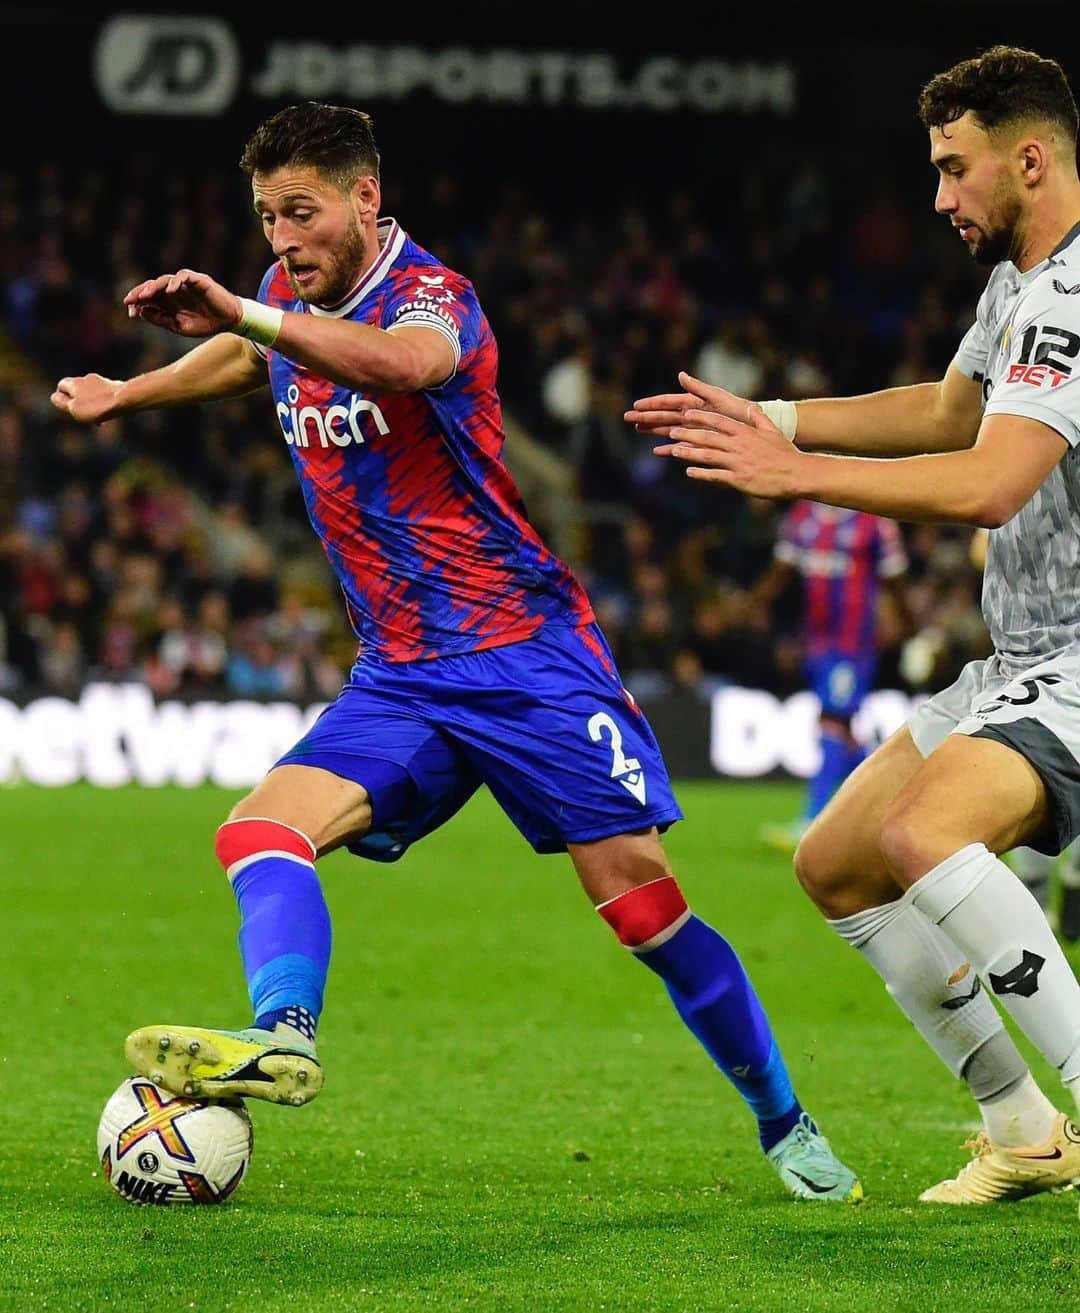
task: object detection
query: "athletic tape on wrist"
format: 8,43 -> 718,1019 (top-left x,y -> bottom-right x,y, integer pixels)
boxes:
759,398 -> 798,442
235,297 -> 284,348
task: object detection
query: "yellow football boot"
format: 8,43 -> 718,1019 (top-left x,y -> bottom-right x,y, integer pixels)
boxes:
919,1114 -> 1080,1203
125,1025 -> 323,1107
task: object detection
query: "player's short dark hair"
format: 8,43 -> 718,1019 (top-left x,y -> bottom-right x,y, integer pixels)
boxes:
918,46 -> 1078,147
239,103 -> 381,191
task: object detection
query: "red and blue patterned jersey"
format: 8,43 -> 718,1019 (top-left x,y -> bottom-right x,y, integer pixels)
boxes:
775,502 -> 907,657
256,218 -> 593,662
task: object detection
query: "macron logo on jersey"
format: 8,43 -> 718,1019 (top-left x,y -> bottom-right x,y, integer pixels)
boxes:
276,384 -> 389,449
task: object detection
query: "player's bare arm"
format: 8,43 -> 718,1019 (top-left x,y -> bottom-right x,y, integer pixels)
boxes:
656,405 -> 1066,527
626,363 -> 984,457
792,362 -> 984,455
50,331 -> 267,424
125,267 -> 455,393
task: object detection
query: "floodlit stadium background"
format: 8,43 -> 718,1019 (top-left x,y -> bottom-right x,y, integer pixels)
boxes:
5,10 -> 1080,1313
1,3 -> 1074,782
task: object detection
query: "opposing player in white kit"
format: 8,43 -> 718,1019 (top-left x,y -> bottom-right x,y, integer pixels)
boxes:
628,45 -> 1080,1204
972,526 -> 1080,937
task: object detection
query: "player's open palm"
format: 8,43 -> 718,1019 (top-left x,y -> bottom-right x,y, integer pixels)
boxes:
50,373 -> 124,424
124,269 -> 243,338
624,370 -> 752,437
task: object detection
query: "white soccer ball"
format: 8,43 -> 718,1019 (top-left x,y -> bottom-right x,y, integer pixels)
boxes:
97,1076 -> 253,1205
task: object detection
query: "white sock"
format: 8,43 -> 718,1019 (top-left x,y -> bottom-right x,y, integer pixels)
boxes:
978,1070 -> 1058,1147
910,843 -> 1080,1112
829,900 -> 1015,1080
829,898 -> 1059,1143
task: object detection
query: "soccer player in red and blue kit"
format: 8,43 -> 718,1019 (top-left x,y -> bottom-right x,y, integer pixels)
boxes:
756,502 -> 910,852
51,103 -> 859,1200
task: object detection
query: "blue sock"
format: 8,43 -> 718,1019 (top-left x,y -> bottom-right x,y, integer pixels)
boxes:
231,857 -> 332,1039
638,916 -> 803,1151
807,729 -> 851,820
255,1003 -> 318,1043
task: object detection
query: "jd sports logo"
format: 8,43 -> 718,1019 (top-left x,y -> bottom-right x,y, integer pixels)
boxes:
989,949 -> 1046,998
94,17 -> 240,115
1052,279 -> 1080,295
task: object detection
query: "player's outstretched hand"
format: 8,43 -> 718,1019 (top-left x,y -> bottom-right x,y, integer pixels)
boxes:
123,269 -> 243,338
50,373 -> 124,424
653,401 -> 806,499
624,371 -> 752,437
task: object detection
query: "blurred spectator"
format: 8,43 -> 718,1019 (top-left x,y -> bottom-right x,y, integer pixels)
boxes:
1,152 -> 990,706
694,318 -> 765,398
226,620 -> 288,697
542,338 -> 593,427
40,620 -> 85,695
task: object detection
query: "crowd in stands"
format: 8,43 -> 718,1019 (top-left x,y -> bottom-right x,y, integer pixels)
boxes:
0,154 -> 993,704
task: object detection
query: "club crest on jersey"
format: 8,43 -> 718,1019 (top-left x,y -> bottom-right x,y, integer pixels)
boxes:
276,383 -> 389,448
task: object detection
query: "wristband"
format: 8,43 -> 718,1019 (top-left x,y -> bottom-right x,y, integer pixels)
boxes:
759,397 -> 798,443
235,297 -> 284,348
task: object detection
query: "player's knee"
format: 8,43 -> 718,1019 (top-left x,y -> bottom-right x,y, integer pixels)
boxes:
792,822 -> 838,905
594,853 -> 674,906
877,800 -> 947,886
570,830 -> 673,904
213,816 -> 318,878
624,850 -> 672,888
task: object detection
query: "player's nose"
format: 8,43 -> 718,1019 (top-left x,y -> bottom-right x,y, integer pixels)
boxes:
270,221 -> 301,257
934,179 -> 957,214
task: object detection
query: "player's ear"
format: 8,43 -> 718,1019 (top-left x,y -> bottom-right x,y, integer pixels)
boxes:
352,174 -> 380,218
1016,136 -> 1048,189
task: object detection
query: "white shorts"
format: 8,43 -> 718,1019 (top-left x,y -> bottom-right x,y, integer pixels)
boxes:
908,651 -> 1080,854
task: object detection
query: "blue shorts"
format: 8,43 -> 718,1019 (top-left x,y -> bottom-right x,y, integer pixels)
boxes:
806,651 -> 877,720
277,622 -> 683,862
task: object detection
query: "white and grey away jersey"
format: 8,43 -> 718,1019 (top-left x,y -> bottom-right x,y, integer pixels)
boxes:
952,220 -> 1080,672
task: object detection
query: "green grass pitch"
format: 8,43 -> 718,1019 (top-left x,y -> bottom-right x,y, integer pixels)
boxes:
1,781 -> 1078,1311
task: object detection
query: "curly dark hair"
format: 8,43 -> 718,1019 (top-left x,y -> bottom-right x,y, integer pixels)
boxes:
918,45 -> 1078,145
239,103 -> 381,190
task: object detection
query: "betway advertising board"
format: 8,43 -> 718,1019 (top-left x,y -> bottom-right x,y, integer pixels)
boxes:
0,684 -> 918,787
